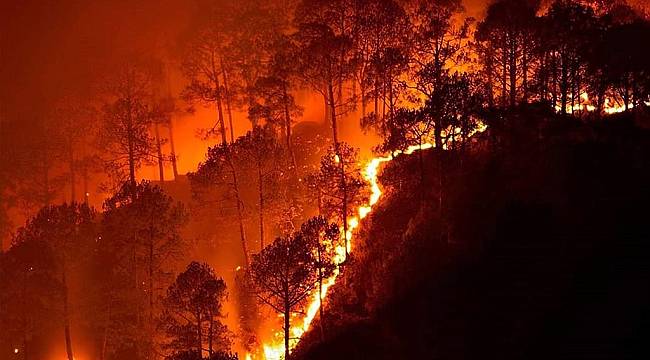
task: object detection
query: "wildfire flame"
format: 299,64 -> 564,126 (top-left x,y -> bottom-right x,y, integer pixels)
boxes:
555,92 -> 650,114
252,122 -> 488,359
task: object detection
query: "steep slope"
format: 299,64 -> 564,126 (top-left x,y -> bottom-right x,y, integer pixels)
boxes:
295,113 -> 650,360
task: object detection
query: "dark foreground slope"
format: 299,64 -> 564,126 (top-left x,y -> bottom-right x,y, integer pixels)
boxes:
296,109 -> 650,360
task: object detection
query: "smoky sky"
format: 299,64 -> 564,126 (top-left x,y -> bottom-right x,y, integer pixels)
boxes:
0,0 -> 491,114
0,0 -> 196,119
3,0 -> 644,126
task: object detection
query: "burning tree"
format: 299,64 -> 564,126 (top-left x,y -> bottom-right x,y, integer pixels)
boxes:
249,227 -> 332,359
314,143 -> 367,261
161,261 -> 232,359
297,216 -> 339,339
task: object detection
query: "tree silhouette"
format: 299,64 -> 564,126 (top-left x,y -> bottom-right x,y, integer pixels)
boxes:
0,237 -> 60,360
314,142 -> 367,261
294,0 -> 356,149
248,37 -> 304,170
102,181 -> 188,358
181,27 -> 231,145
354,0 -> 410,121
234,126 -> 287,250
50,96 -> 98,203
100,64 -> 158,186
190,143 -> 250,267
12,203 -> 96,360
161,261 -> 231,359
476,0 -> 539,108
249,230 -> 323,359
298,216 -> 338,339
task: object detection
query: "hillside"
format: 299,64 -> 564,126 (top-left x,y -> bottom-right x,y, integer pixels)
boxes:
295,110 -> 650,360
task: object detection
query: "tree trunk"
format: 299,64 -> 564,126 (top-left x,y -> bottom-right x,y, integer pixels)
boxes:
340,162 -> 349,261
360,80 -> 367,119
418,138 -> 425,189
284,301 -> 291,360
100,299 -> 111,360
21,272 -> 29,360
328,79 -> 349,261
211,51 -> 227,146
82,161 -> 89,205
381,79 -> 386,120
437,153 -> 445,246
328,80 -> 339,148
316,238 -> 325,341
434,119 -> 443,152
62,266 -> 74,360
208,311 -> 214,358
552,53 -> 558,109
258,159 -> 265,251
282,83 -> 297,170
167,117 -> 179,180
388,73 -> 394,122
486,46 -> 495,108
623,75 -> 630,111
220,57 -> 235,143
148,230 -> 154,327
374,76 -> 379,121
197,313 -> 203,357
324,92 -> 330,124
541,54 -> 548,102
43,150 -> 50,207
576,64 -> 582,115
509,35 -> 517,108
522,40 -> 529,104
154,122 -> 164,182
69,146 -> 76,203
561,51 -> 569,115
126,97 -> 137,187
227,153 -> 250,266
501,42 -> 507,108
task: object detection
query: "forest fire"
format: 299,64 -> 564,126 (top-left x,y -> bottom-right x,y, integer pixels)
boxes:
2,1 -> 650,360
556,93 -> 650,114
254,122 -> 488,360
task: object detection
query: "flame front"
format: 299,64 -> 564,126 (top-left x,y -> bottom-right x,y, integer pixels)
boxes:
555,92 -> 650,114
252,123 -> 488,359
247,89 -> 644,358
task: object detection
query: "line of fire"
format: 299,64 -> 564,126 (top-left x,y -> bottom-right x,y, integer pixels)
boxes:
1,1 -> 649,360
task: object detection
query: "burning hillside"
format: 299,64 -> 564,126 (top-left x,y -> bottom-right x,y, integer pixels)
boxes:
1,1 -> 650,360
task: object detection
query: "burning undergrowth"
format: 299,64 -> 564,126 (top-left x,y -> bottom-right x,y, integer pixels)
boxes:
290,112 -> 650,360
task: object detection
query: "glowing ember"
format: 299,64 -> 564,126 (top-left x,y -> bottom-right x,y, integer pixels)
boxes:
249,122 -> 488,359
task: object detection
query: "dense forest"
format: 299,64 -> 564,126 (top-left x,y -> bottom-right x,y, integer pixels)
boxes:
1,0 -> 649,359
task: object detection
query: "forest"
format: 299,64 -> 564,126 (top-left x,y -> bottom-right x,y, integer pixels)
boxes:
1,0 -> 649,359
